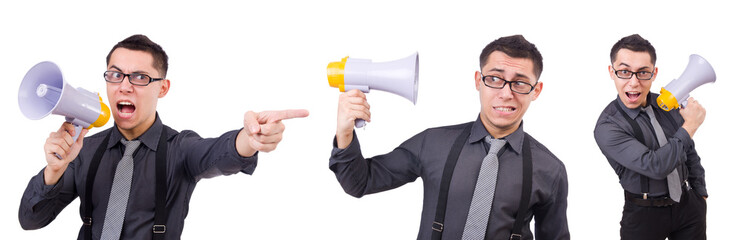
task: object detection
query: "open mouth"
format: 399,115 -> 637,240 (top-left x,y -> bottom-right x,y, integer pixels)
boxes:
117,101 -> 136,117
494,106 -> 516,113
625,91 -> 641,101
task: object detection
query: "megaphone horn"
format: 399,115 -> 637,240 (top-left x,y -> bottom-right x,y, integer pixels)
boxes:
18,61 -> 111,142
657,54 -> 716,111
327,52 -> 419,128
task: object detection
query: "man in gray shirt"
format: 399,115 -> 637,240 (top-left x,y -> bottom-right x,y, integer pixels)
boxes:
594,34 -> 707,239
19,34 -> 308,239
330,35 -> 569,240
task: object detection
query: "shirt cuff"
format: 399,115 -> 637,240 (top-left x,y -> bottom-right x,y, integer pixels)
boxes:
29,168 -> 64,205
673,127 -> 695,152
229,129 -> 258,175
329,130 -> 362,166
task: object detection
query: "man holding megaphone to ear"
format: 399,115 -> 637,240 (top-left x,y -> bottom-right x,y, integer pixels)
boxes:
329,35 -> 569,239
19,34 -> 308,240
594,34 -> 708,240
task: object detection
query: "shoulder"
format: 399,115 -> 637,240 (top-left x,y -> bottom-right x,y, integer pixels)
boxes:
596,100 -> 620,125
525,134 -> 563,165
397,121 -> 473,150
648,92 -> 684,126
162,124 -> 181,140
412,122 -> 473,142
525,133 -> 567,176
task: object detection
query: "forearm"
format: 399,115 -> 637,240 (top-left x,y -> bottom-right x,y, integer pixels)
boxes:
329,130 -> 422,198
595,122 -> 688,179
329,132 -> 371,198
185,130 -> 258,180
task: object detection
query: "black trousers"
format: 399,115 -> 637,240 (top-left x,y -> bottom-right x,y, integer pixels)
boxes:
620,187 -> 707,240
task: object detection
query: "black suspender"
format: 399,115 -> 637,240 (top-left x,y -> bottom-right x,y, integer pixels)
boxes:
431,124 -> 472,238
510,133 -> 532,240
83,130 -> 111,239
613,100 -> 651,198
153,127 -> 169,240
83,127 -> 170,240
431,123 -> 533,240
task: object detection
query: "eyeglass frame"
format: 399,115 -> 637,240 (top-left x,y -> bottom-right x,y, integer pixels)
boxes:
103,70 -> 164,86
479,73 -> 538,94
611,66 -> 655,80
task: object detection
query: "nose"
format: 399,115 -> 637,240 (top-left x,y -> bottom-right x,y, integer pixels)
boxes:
117,75 -> 134,93
496,83 -> 515,99
627,75 -> 641,87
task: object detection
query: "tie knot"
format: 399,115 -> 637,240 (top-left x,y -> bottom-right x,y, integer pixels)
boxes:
485,135 -> 507,154
120,139 -> 141,157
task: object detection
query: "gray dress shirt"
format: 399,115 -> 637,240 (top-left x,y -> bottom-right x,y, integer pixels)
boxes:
329,117 -> 569,240
594,93 -> 707,197
19,114 -> 258,240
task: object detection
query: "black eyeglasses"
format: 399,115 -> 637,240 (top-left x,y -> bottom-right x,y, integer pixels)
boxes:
481,75 -> 536,94
612,67 -> 654,80
104,71 -> 164,86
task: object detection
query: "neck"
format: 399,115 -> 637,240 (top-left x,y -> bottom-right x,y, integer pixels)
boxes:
117,116 -> 156,140
481,115 -> 521,139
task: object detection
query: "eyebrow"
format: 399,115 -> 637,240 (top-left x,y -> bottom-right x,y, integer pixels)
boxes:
109,65 -> 123,72
108,65 -> 151,75
486,68 -> 531,80
617,63 -> 652,71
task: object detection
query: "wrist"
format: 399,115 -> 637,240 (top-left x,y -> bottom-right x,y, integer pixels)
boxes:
43,165 -> 65,186
336,130 -> 354,149
682,124 -> 698,138
236,129 -> 257,157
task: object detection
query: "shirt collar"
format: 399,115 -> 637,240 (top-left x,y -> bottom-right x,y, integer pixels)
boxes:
469,116 -> 525,155
107,113 -> 164,151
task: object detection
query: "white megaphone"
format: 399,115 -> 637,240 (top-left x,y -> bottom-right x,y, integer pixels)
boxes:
327,52 -> 419,128
18,61 -> 111,143
657,54 -> 716,111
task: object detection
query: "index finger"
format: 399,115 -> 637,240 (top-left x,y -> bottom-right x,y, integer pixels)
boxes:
261,109 -> 310,123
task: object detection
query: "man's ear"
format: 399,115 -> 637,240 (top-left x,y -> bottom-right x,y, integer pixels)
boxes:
158,79 -> 170,98
530,81 -> 543,101
475,71 -> 482,91
653,67 -> 659,80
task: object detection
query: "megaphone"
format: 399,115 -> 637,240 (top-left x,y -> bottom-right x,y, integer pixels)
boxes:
18,61 -> 111,142
327,52 -> 419,128
657,54 -> 716,111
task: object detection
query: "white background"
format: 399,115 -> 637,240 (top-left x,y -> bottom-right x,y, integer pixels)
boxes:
1,0 -> 738,239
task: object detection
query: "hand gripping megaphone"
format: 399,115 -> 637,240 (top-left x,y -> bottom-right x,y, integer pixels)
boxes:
18,61 -> 111,141
657,54 -> 716,111
327,52 -> 419,128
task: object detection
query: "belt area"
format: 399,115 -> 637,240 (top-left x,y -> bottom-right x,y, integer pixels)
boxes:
624,191 -> 676,207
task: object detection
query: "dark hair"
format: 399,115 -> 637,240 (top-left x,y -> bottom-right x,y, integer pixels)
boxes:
106,34 -> 169,77
479,35 -> 543,79
610,34 -> 656,65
